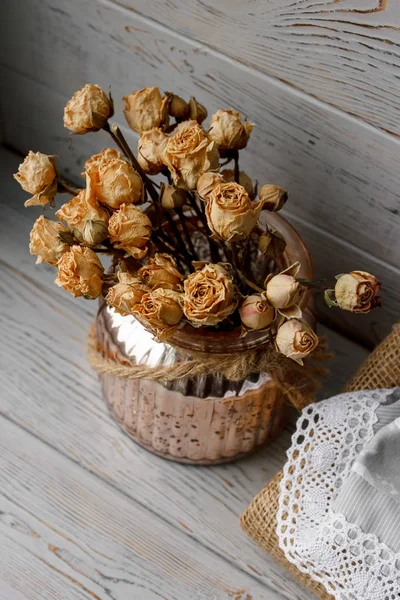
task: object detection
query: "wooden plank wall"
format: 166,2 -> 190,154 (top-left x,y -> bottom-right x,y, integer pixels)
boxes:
1,0 -> 399,346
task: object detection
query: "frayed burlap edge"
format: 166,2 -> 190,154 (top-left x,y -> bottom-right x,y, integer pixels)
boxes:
241,324 -> 400,600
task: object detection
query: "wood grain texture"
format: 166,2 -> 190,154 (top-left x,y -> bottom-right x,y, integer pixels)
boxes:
0,145 -> 368,599
108,0 -> 400,137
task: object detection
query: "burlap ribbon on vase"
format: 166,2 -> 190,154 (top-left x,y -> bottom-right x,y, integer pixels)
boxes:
240,323 -> 400,600
87,320 -> 332,411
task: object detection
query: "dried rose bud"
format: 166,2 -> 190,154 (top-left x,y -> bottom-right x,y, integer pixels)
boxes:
14,151 -> 57,207
259,184 -> 288,212
123,87 -> 169,133
206,182 -> 261,241
264,262 -> 304,319
162,120 -> 219,190
183,263 -> 237,327
188,97 -> 207,124
221,169 -> 254,198
133,288 -> 183,341
55,246 -> 104,299
168,94 -> 189,120
137,128 -> 168,175
239,295 -> 275,331
56,189 -> 109,246
160,184 -> 187,210
106,273 -> 147,316
63,84 -> 112,134
275,319 -> 319,365
138,253 -> 184,291
196,172 -> 224,201
85,153 -> 143,209
209,109 -> 254,150
334,271 -> 381,313
29,216 -> 70,266
108,204 -> 152,258
258,229 -> 286,259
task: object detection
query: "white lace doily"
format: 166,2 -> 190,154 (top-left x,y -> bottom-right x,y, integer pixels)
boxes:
277,389 -> 400,599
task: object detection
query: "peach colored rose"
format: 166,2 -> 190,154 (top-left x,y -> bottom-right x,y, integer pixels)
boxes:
196,172 -> 224,201
85,152 -> 143,209
108,204 -> 152,258
183,263 -> 236,327
239,295 -> 275,330
275,319 -> 319,365
160,185 -> 187,210
258,184 -> 288,212
133,288 -> 183,341
334,271 -> 381,313
123,87 -> 169,133
162,120 -> 219,190
105,273 -> 147,316
63,84 -> 111,134
187,96 -> 207,124
138,253 -> 184,291
14,151 -> 57,207
264,262 -> 304,319
137,128 -> 168,175
56,189 -> 109,246
55,246 -> 104,299
221,169 -> 254,198
167,93 -> 189,120
258,229 -> 286,259
83,148 -> 122,174
209,109 -> 253,150
29,215 -> 70,266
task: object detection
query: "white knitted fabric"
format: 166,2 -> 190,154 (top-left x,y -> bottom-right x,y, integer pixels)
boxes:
277,389 -> 400,600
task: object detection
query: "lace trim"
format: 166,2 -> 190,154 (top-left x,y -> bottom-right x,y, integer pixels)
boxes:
277,390 -> 400,599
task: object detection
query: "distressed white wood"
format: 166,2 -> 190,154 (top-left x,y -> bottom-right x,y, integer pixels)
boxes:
0,145 -> 368,598
105,0 -> 400,137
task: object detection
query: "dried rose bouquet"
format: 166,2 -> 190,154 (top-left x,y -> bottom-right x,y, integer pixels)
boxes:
15,84 -> 381,366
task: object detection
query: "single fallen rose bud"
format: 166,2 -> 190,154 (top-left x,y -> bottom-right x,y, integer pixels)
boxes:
14,151 -> 57,207
133,288 -> 183,341
258,184 -> 288,212
167,93 -> 189,120
138,253 -> 184,290
63,84 -> 112,134
264,262 -> 304,319
56,189 -> 109,246
221,169 -> 254,198
258,229 -> 287,259
188,96 -> 207,124
334,271 -> 381,313
137,128 -> 168,175
29,216 -> 70,267
106,273 -> 148,316
275,319 -> 319,365
108,203 -> 152,258
209,109 -> 254,150
196,172 -> 225,201
160,184 -> 187,210
123,87 -> 169,133
239,294 -> 275,330
55,245 -> 104,299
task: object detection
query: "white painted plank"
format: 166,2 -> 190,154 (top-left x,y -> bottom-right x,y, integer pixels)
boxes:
1,0 -> 400,276
0,418 -> 284,600
107,0 -> 400,136
0,146 -> 367,598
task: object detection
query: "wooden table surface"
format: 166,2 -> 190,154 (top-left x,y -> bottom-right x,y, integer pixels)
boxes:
0,146 -> 368,600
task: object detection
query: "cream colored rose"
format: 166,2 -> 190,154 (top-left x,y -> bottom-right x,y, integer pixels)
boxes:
85,153 -> 143,209
334,271 -> 381,313
63,84 -> 111,134
183,263 -> 237,327
137,128 -> 168,175
160,184 -> 187,210
239,295 -> 275,331
108,204 -> 152,258
196,172 -> 224,201
14,151 -> 57,207
138,253 -> 184,291
209,109 -> 254,150
221,169 -> 254,198
133,288 -> 183,341
275,319 -> 319,365
29,216 -> 70,266
188,97 -> 207,124
105,273 -> 147,316
264,262 -> 304,319
206,182 -> 263,241
56,189 -> 109,246
162,120 -> 219,190
123,87 -> 169,133
259,184 -> 288,212
55,246 -> 104,299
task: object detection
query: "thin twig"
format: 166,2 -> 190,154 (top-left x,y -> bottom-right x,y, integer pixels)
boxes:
233,150 -> 240,183
58,180 -> 77,195
176,208 -> 198,260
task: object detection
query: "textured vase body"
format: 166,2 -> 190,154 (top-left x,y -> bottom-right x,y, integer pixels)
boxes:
96,212 -> 313,464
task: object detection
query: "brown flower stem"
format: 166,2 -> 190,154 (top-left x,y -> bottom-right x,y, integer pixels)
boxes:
233,150 -> 240,183
58,181 -> 77,195
229,242 -> 264,293
176,208 -> 198,260
186,191 -> 221,261
151,232 -> 185,270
